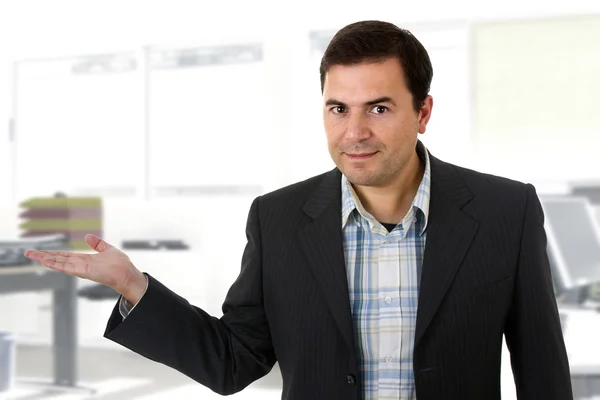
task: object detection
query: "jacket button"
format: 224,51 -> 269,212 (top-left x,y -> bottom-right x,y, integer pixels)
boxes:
346,374 -> 356,385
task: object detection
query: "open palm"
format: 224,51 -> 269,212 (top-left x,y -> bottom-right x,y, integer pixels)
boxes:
24,234 -> 136,294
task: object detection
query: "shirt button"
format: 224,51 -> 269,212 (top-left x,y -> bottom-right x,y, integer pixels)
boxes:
385,356 -> 393,363
346,374 -> 356,385
385,296 -> 392,304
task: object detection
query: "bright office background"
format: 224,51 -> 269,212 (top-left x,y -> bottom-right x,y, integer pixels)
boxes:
0,0 -> 599,399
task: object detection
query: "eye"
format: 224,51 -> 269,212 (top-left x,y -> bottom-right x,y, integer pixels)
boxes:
331,106 -> 347,114
371,105 -> 388,114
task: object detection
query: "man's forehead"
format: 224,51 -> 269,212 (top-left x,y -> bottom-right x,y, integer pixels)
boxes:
322,76 -> 405,106
323,63 -> 406,94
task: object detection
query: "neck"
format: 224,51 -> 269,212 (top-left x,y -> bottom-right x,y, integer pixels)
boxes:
352,151 -> 424,224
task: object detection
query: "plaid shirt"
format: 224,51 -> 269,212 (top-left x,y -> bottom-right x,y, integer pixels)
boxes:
341,142 -> 431,399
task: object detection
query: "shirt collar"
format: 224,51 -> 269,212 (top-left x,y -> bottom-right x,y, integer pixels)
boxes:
341,140 -> 432,235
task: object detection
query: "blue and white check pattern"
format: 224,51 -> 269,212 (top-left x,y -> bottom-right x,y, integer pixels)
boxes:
341,142 -> 431,400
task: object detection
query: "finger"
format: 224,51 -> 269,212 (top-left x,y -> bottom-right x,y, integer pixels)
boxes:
25,250 -> 91,266
32,253 -> 87,276
25,250 -> 89,263
85,234 -> 113,253
40,257 -> 78,275
25,250 -> 79,258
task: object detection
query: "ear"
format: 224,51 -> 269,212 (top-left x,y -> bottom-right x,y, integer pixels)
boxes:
417,95 -> 433,134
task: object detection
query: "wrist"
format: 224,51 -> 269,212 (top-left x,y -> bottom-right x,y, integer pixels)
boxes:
120,268 -> 147,305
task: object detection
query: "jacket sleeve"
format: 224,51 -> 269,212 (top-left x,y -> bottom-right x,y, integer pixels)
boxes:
104,196 -> 276,395
504,183 -> 573,399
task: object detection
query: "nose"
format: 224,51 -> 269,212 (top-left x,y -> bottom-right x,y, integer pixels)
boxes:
344,111 -> 371,141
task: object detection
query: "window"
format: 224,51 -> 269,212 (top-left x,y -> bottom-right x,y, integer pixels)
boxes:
471,14 -> 600,181
147,44 -> 271,197
12,53 -> 143,200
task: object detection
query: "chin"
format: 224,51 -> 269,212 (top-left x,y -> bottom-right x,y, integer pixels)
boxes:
343,169 -> 382,187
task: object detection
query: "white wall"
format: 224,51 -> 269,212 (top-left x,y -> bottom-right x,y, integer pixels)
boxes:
1,0 -> 600,202
0,0 -> 445,238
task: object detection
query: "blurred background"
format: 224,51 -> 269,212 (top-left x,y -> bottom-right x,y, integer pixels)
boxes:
0,0 -> 599,399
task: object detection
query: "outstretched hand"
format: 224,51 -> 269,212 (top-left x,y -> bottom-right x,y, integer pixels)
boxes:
24,234 -> 147,303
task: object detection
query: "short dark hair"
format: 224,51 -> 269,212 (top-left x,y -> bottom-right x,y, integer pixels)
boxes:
319,20 -> 433,113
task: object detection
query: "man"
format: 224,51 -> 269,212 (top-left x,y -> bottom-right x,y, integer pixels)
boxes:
25,20 -> 572,399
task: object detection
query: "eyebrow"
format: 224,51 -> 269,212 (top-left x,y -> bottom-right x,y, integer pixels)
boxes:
325,96 -> 396,107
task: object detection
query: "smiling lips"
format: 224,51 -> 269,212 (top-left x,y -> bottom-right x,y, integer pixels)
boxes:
346,152 -> 377,160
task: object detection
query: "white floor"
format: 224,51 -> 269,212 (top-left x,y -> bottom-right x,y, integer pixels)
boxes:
1,378 -> 282,400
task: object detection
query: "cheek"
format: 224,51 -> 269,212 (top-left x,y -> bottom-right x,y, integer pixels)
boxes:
323,121 -> 344,144
324,115 -> 345,131
325,133 -> 340,153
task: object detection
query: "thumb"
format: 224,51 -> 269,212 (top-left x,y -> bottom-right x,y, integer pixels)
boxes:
84,234 -> 113,252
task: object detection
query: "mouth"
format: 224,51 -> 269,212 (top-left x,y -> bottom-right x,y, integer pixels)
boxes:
345,152 -> 377,160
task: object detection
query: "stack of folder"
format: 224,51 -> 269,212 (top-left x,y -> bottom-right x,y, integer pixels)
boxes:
18,196 -> 103,250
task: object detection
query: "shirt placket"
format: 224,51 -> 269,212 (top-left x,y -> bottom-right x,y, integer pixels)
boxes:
377,228 -> 402,398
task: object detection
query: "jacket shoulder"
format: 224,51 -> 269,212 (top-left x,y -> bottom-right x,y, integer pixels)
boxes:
448,163 -> 535,216
256,170 -> 335,212
454,164 -> 530,194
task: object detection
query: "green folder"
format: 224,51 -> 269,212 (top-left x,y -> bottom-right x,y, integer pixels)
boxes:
19,197 -> 102,209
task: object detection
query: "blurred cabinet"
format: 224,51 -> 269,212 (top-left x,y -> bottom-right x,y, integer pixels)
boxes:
12,53 -> 145,201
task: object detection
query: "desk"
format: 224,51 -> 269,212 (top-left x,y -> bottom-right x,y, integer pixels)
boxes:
0,265 -> 81,390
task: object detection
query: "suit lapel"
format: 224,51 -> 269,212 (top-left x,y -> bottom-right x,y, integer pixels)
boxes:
297,168 -> 356,350
415,154 -> 479,348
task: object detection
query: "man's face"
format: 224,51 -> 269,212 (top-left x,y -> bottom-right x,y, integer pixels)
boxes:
322,57 -> 432,188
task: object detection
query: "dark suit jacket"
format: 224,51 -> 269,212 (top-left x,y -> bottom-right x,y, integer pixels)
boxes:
104,151 -> 572,399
